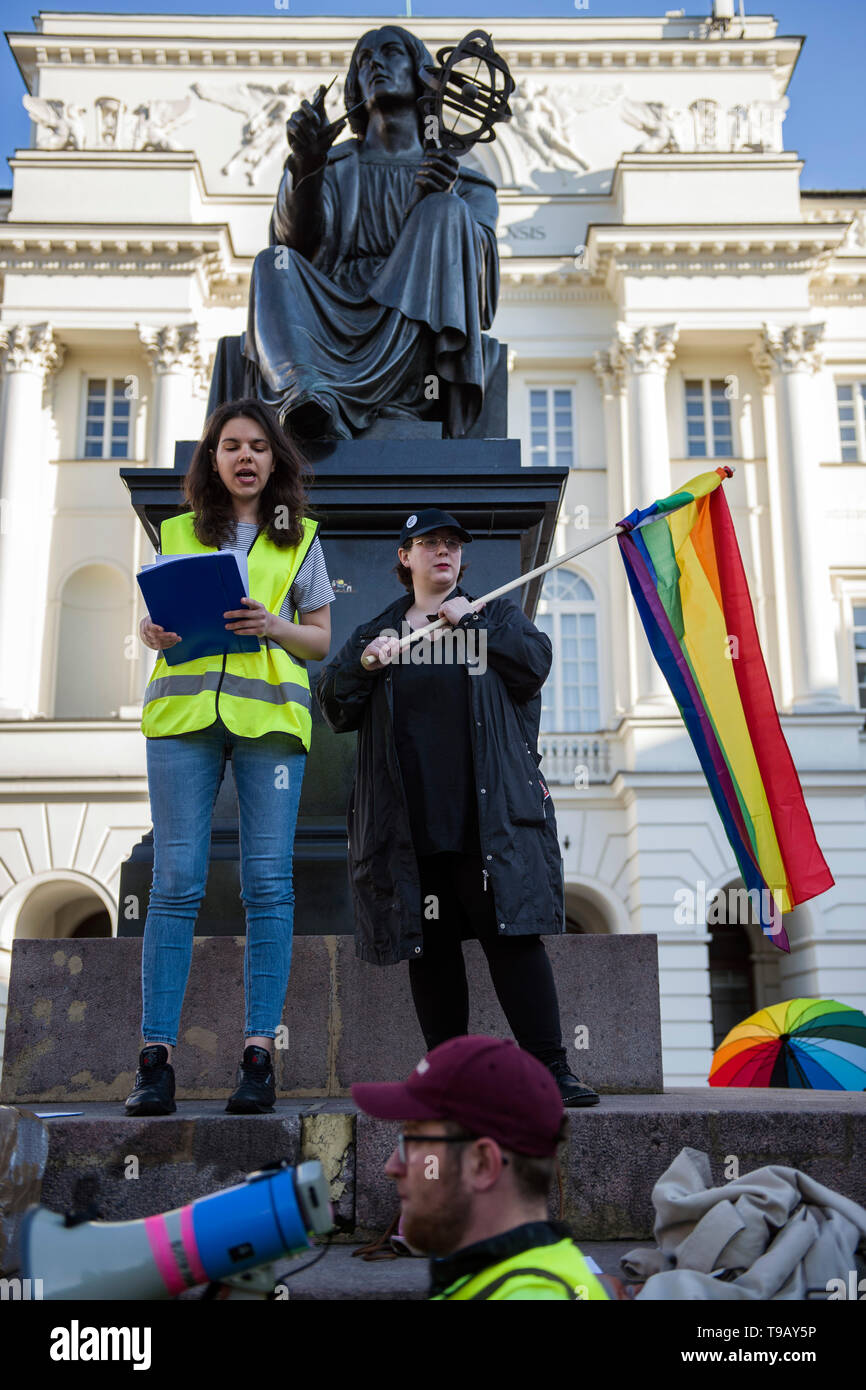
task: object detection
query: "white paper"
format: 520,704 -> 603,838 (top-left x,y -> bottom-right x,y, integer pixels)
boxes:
31,1110 -> 85,1118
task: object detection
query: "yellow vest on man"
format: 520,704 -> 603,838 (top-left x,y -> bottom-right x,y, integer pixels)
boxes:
141,511 -> 317,745
431,1237 -> 610,1301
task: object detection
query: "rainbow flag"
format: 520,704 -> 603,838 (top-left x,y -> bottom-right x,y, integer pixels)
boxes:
617,467 -> 834,953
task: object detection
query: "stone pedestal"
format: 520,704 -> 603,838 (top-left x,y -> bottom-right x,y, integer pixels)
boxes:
0,934 -> 664,1101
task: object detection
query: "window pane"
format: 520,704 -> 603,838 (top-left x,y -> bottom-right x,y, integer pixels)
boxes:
836,384 -> 853,401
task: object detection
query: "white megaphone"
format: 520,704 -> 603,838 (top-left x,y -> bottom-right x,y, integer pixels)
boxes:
21,1159 -> 333,1300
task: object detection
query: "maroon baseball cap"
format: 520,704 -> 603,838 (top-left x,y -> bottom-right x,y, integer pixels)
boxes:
351,1035 -> 564,1157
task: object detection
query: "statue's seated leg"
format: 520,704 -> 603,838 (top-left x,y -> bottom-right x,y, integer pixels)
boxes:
206,336 -> 250,416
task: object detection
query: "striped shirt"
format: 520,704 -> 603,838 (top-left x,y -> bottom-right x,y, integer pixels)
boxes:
224,522 -> 334,618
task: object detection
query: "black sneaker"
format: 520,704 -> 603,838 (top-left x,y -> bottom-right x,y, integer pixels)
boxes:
125,1045 -> 176,1116
549,1063 -> 600,1108
225,1045 -> 275,1114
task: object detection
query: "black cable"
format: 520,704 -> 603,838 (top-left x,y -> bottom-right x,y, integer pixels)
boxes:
266,1234 -> 334,1295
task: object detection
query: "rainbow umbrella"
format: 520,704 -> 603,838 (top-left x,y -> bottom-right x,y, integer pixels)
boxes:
709,998 -> 866,1089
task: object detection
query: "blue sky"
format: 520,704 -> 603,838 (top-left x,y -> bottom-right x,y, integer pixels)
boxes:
1,2 -> 863,188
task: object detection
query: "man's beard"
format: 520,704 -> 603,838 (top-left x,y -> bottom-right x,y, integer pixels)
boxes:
401,1170 -> 474,1256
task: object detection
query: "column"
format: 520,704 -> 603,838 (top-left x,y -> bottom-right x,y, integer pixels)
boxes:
617,323 -> 679,710
0,323 -> 64,718
753,324 -> 841,708
749,342 -> 794,709
594,346 -> 630,718
138,323 -> 206,470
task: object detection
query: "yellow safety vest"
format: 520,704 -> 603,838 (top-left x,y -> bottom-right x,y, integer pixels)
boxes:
431,1237 -> 609,1301
141,511 -> 318,745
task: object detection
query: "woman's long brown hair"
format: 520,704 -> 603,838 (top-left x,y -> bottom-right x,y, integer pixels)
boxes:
183,398 -> 312,549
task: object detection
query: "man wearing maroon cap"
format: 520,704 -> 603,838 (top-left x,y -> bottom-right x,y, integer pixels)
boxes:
352,1035 -> 609,1300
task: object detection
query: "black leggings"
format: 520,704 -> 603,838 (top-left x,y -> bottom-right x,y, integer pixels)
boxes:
408,852 -> 567,1070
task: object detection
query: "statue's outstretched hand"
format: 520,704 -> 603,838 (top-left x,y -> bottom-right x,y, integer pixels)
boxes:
412,149 -> 459,198
285,84 -> 346,181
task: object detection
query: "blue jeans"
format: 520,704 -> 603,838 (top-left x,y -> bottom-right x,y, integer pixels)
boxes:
141,718 -> 306,1046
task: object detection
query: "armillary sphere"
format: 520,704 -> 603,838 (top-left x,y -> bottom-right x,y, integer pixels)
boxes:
418,29 -> 515,152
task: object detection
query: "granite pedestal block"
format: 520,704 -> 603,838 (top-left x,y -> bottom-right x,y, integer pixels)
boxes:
0,933 -> 663,1103
16,1090 -> 866,1246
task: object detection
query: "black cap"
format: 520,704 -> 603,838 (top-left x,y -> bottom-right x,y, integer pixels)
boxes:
398,508 -> 473,548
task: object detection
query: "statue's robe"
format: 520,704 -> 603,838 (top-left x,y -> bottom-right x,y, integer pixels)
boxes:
243,139 -> 500,438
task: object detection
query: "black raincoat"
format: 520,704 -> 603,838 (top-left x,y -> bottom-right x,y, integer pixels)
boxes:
315,587 -> 565,965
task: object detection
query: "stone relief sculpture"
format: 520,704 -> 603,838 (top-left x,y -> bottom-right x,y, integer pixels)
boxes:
620,97 -> 681,153
22,96 -> 86,150
23,92 -> 195,152
621,95 -> 788,154
94,96 -> 124,149
193,79 -> 346,185
131,96 -> 195,152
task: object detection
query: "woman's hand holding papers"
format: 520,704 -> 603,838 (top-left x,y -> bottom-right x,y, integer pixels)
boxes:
224,596 -> 273,638
140,615 -> 182,650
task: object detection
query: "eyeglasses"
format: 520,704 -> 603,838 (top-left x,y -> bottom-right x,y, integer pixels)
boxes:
413,536 -> 463,552
396,1132 -> 508,1165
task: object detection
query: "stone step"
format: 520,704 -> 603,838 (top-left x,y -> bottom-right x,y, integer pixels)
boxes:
0,934 -> 663,1102
259,1239 -> 658,1301
22,1089 -> 866,1248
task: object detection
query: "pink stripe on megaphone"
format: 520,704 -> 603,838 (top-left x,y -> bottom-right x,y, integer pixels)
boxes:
144,1213 -> 188,1296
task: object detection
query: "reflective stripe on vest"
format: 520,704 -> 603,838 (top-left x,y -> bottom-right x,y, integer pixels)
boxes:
141,512 -> 317,743
144,670 -> 312,710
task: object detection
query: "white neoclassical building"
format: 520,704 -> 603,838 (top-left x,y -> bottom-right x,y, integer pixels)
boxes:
0,7 -> 864,1085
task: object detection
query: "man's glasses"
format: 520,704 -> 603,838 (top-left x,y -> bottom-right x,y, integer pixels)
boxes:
396,1132 -> 508,1164
413,536 -> 463,552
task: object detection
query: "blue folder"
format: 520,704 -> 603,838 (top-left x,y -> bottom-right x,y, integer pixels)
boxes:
137,553 -> 261,667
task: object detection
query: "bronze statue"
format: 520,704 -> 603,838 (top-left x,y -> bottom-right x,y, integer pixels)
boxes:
241,26 -> 502,440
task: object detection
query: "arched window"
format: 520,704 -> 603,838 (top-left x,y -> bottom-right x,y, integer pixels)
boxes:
536,570 -> 600,731
54,564 -> 130,717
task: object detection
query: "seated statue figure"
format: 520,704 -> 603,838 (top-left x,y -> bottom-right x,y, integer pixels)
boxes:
238,25 -> 501,440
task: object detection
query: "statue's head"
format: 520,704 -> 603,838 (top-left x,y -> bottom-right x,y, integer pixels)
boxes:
344,26 -> 435,137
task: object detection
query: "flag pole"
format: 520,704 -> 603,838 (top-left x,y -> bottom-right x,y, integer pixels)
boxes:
362,472 -> 735,665
362,525 -> 623,664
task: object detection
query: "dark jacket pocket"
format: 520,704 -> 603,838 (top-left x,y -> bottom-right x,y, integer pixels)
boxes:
505,754 -> 548,826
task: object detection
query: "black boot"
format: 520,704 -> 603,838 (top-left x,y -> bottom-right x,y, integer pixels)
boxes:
549,1061 -> 600,1108
226,1045 -> 276,1114
125,1044 -> 176,1116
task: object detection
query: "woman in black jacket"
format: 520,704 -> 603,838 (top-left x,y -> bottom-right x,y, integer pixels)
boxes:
316,508 -> 598,1106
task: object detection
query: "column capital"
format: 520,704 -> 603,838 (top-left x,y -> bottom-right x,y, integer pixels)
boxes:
757,322 -> 825,376
0,322 -> 64,376
138,322 -> 208,389
615,322 -> 679,376
593,346 -> 627,396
